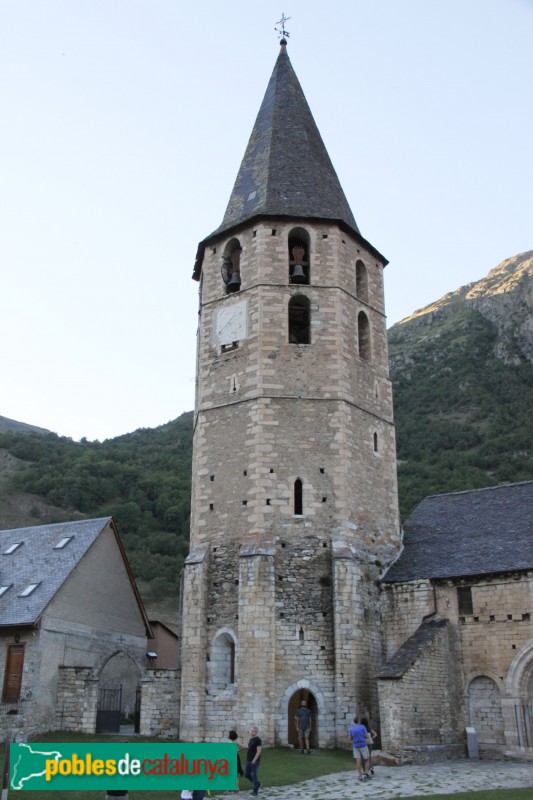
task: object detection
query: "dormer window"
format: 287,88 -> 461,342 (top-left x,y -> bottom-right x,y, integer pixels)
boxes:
221,238 -> 242,294
288,228 -> 310,284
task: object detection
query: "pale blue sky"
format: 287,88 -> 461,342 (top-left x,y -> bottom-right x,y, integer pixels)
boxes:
1,0 -> 532,441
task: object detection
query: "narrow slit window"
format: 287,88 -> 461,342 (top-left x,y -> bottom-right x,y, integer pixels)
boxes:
294,478 -> 303,515
358,311 -> 371,360
355,259 -> 368,302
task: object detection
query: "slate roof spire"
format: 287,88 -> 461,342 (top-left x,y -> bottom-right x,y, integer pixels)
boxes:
217,39 -> 359,237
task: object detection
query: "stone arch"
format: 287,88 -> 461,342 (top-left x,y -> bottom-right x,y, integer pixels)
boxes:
466,674 -> 505,746
209,627 -> 237,692
279,679 -> 326,747
506,639 -> 533,698
504,639 -> 533,749
90,646 -> 146,680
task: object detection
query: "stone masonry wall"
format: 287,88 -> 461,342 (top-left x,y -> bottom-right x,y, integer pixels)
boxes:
140,669 -> 179,737
378,622 -> 464,756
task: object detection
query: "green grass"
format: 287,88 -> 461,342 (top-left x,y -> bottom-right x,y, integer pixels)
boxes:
2,732 -> 531,800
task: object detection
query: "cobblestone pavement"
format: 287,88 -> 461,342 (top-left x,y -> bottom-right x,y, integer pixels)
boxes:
234,761 -> 533,799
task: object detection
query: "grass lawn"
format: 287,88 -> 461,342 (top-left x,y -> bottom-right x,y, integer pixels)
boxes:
2,732 -> 531,800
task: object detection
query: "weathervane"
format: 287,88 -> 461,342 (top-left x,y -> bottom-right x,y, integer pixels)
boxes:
275,13 -> 291,41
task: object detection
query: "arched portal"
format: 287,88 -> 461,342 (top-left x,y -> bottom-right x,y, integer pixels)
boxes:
287,688 -> 319,748
96,651 -> 142,733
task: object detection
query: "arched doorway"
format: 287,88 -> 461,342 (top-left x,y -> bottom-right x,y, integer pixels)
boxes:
96,651 -> 142,733
287,688 -> 318,748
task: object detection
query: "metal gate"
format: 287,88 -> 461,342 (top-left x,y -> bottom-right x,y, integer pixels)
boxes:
134,685 -> 141,734
96,685 -> 122,733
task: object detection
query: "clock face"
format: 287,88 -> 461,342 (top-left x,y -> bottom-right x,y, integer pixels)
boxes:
215,300 -> 247,345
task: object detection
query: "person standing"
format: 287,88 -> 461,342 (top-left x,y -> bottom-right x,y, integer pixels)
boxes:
361,717 -> 378,775
229,729 -> 245,788
244,725 -> 262,796
294,699 -> 312,754
349,716 -> 370,781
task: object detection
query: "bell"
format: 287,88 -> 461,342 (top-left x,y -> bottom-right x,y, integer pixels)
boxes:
290,264 -> 307,284
227,272 -> 241,292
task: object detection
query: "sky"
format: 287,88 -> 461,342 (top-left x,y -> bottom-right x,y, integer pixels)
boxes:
1,0 -> 532,442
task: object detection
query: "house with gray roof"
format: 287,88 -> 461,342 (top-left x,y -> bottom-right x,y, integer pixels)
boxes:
378,482 -> 533,760
0,517 -> 152,737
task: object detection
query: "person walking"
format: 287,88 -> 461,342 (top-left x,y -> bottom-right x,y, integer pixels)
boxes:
244,725 -> 262,796
349,716 -> 370,781
294,699 -> 312,754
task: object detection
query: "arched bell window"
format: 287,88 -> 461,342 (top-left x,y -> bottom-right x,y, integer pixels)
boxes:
358,311 -> 371,360
221,238 -> 242,294
288,295 -> 311,344
288,228 -> 310,285
355,260 -> 368,302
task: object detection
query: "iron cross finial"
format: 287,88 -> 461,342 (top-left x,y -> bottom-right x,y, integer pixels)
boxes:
275,13 -> 291,40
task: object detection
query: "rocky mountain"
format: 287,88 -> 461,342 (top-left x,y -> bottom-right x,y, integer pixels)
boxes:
389,250 -> 533,515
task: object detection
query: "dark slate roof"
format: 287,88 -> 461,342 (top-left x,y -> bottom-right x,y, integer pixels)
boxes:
192,43 -> 372,280
377,618 -> 447,678
383,482 -> 533,583
0,517 -> 112,625
217,42 -> 358,236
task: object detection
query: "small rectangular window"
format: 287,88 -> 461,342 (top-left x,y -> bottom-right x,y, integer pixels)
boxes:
53,536 -> 73,550
457,587 -> 473,615
3,542 -> 23,555
19,582 -> 41,597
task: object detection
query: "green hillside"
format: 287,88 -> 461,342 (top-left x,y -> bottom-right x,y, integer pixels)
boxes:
0,414 -> 193,604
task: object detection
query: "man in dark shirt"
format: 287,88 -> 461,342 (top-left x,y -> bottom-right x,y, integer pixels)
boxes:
244,725 -> 262,796
294,699 -> 312,754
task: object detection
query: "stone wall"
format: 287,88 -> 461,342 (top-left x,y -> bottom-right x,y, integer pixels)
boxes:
140,670 -> 179,737
55,666 -> 97,732
378,620 -> 464,755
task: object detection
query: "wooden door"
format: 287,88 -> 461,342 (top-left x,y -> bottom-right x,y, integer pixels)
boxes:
2,643 -> 25,703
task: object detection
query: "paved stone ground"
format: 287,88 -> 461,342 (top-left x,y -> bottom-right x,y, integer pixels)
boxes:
235,761 -> 533,799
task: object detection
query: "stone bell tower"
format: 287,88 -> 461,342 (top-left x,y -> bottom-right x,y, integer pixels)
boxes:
179,39 -> 400,746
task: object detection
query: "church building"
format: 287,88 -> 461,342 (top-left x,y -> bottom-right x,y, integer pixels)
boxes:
179,38 -> 401,748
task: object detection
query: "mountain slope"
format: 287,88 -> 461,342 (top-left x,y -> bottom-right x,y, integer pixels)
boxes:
389,250 -> 533,516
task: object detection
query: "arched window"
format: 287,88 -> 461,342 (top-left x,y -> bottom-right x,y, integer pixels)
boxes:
221,238 -> 242,294
355,259 -> 368,302
358,311 -> 371,360
288,295 -> 310,344
294,478 -> 303,515
211,631 -> 236,690
288,228 -> 310,284
373,432 -> 379,453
